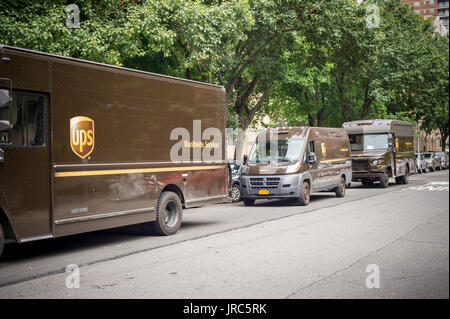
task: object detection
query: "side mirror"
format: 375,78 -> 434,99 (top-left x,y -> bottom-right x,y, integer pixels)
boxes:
243,155 -> 248,165
306,152 -> 316,164
0,120 -> 11,132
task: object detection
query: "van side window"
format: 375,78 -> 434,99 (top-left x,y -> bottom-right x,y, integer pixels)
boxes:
1,91 -> 45,146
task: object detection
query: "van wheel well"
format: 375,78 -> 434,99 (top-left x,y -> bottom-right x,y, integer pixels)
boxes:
160,184 -> 185,207
387,166 -> 393,177
0,209 -> 16,242
303,179 -> 311,187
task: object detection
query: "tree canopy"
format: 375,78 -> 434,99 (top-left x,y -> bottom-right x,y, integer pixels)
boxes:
0,0 -> 448,149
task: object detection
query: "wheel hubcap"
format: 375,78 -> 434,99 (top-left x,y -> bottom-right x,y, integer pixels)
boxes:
164,200 -> 178,228
232,186 -> 240,201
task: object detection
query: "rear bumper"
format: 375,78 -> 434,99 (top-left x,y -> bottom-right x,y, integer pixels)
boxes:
240,174 -> 301,199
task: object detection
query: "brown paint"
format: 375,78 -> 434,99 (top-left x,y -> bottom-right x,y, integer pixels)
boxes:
343,120 -> 415,180
0,45 -> 228,244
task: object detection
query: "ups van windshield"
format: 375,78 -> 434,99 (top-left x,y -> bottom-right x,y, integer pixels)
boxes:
349,134 -> 389,151
248,139 -> 305,164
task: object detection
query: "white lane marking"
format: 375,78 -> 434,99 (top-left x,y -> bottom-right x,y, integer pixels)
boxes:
403,181 -> 449,192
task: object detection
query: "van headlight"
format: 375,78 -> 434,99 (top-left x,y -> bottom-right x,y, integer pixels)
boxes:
372,159 -> 381,165
286,162 -> 300,174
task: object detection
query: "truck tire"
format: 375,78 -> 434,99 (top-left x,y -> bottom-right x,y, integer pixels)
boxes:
400,167 -> 409,184
335,177 -> 346,198
243,198 -> 255,206
145,191 -> 183,236
297,181 -> 311,206
0,223 -> 4,259
379,173 -> 389,188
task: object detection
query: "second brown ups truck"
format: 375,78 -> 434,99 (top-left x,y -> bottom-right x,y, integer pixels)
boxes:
343,120 -> 415,188
0,45 -> 228,258
239,127 -> 352,206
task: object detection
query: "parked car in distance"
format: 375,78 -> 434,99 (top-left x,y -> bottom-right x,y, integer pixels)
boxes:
435,152 -> 448,170
422,152 -> 439,172
239,127 -> 352,206
230,163 -> 242,202
414,153 -> 426,174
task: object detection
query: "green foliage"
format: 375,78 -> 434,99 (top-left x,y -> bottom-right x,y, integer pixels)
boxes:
0,0 -> 448,144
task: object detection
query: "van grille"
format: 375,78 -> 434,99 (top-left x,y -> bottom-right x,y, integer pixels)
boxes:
250,177 -> 281,189
352,159 -> 369,172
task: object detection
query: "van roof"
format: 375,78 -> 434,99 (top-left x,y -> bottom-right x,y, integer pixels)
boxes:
343,119 -> 413,136
257,126 -> 348,140
0,45 -> 224,91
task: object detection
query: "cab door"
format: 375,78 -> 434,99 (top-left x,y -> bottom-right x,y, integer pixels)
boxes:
305,140 -> 321,191
0,87 -> 51,241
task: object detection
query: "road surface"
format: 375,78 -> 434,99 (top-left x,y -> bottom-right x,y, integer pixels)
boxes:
0,170 -> 448,298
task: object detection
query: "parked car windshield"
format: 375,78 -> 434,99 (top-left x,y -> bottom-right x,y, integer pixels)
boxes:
248,139 -> 305,163
423,153 -> 433,159
435,153 -> 445,158
349,134 -> 389,151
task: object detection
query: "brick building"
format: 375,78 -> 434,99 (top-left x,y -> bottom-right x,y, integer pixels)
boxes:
401,0 -> 449,33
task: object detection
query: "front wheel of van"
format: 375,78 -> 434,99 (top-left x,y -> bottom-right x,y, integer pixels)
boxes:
146,191 -> 183,236
379,173 -> 389,188
335,177 -> 346,198
297,181 -> 311,206
0,223 -> 4,259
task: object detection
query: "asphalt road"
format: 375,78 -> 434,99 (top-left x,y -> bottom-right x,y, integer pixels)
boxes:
0,170 -> 448,298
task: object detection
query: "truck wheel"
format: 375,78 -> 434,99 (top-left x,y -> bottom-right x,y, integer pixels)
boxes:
335,177 -> 346,198
400,167 -> 409,184
231,184 -> 241,202
243,198 -> 255,206
145,191 -> 183,236
297,181 -> 311,206
0,223 -> 4,259
379,173 -> 389,188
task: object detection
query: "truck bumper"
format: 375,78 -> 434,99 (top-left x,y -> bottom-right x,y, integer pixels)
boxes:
240,174 -> 302,200
352,170 -> 386,181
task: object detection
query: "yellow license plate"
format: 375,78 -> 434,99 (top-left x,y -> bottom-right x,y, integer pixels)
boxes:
258,189 -> 270,195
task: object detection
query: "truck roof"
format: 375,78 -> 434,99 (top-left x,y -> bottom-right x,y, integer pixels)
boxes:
343,119 -> 414,137
257,126 -> 348,140
0,45 -> 224,91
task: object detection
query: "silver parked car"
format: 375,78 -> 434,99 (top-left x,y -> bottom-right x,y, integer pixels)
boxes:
422,152 -> 440,172
415,153 -> 426,174
435,152 -> 448,170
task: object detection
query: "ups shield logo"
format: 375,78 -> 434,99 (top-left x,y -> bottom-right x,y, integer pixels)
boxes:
70,116 -> 94,159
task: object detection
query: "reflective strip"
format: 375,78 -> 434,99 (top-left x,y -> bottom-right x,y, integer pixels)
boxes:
319,157 -> 350,164
54,165 -> 224,178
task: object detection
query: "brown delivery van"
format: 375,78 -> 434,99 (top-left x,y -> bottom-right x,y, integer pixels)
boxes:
0,45 -> 229,258
343,119 -> 415,188
239,127 -> 352,206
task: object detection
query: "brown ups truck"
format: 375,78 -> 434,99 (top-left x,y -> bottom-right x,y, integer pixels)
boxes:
0,45 -> 228,258
343,120 -> 415,188
239,127 -> 352,206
